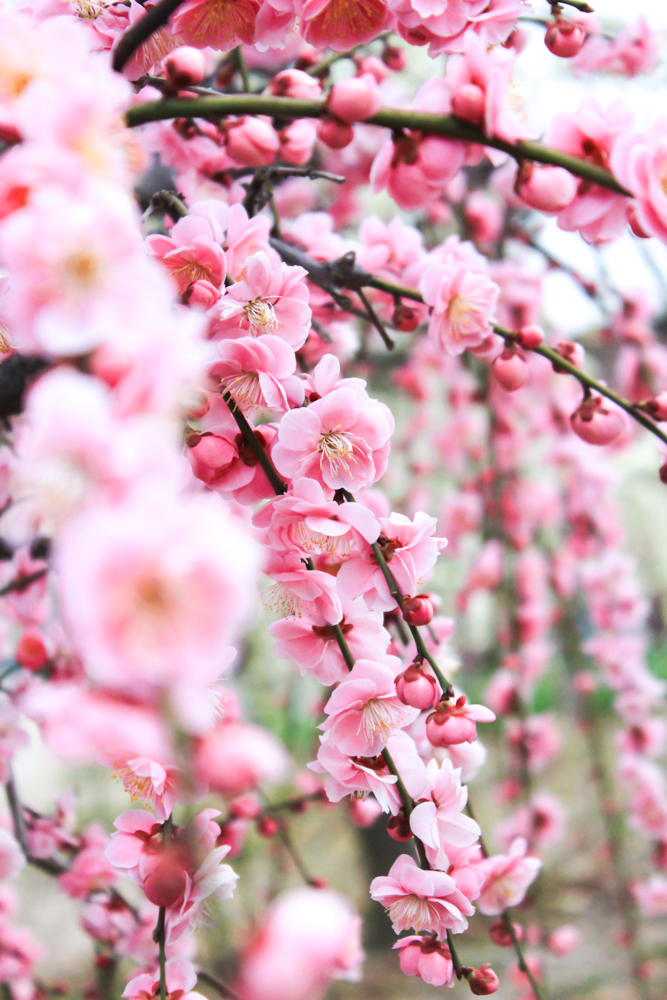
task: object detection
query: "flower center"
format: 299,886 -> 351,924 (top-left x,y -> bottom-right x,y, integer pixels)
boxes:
220,371 -> 263,412
388,894 -> 441,933
360,698 -> 405,743
70,0 -> 108,18
111,765 -> 153,804
317,430 -> 355,476
66,251 -> 101,290
244,298 -> 278,334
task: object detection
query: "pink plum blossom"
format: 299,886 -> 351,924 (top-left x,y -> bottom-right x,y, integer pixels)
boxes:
57,489 -> 258,695
98,749 -> 179,821
420,258 -> 500,356
272,359 -> 394,492
393,936 -> 454,987
58,823 -> 118,900
123,959 -> 205,1000
194,720 -> 291,797
209,251 -> 311,349
409,757 -> 481,867
370,854 -> 474,937
147,214 -> 226,296
320,658 -> 419,757
296,0 -> 392,51
476,838 -> 542,915
425,695 -> 496,748
171,0 -> 259,49
210,335 -> 304,414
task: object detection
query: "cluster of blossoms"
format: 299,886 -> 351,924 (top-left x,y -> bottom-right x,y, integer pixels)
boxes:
0,0 -> 665,999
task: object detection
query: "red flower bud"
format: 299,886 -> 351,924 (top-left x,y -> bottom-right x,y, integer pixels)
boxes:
515,324 -> 544,350
387,810 -> 413,842
553,341 -> 585,370
392,301 -> 420,332
396,662 -> 438,710
545,20 -> 586,58
143,858 -> 187,909
451,83 -> 485,125
15,629 -> 49,671
165,47 -> 206,89
643,391 -> 667,422
468,964 -> 499,995
402,594 -> 434,627
257,816 -> 280,837
317,116 -> 354,149
382,45 -> 407,71
489,920 -> 523,947
229,796 -> 262,819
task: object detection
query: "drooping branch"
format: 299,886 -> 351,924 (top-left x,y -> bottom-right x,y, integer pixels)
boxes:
125,95 -> 629,196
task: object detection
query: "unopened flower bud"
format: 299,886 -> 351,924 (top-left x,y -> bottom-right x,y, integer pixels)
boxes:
547,925 -> 580,956
387,810 -> 413,842
571,395 -> 626,446
143,858 -> 187,908
489,920 -> 523,947
402,594 -> 434,627
225,116 -> 279,166
545,19 -> 586,58
229,796 -> 262,819
515,161 -> 577,214
553,340 -> 585,370
328,73 -> 382,123
516,324 -> 544,350
451,83 -> 485,125
492,347 -> 528,392
164,47 -> 206,88
468,964 -> 499,995
643,391 -> 667,422
257,816 -> 280,837
396,661 -> 438,710
392,301 -> 420,332
382,45 -> 407,71
317,116 -> 354,149
183,279 -> 220,310
15,629 -> 49,671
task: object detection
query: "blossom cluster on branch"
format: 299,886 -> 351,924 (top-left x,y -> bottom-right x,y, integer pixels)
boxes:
0,1 -> 665,1000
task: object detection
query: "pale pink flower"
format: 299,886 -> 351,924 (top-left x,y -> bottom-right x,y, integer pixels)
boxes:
269,598 -> 390,686
171,0 -> 259,48
476,838 -> 542,915
390,0 -> 523,56
105,809 -> 164,886
239,887 -> 364,1000
425,695 -> 496,748
188,420 -> 281,505
194,720 -> 291,797
57,489 -> 258,693
573,17 -> 658,78
166,842 -> 239,942
0,186 -> 159,356
210,251 -> 311,350
123,959 -> 204,1000
264,550 -> 343,623
0,703 -> 28,784
273,360 -> 394,493
297,0 -> 392,51
446,33 -> 533,143
337,512 -> 446,612
253,477 -> 380,561
496,793 -> 565,852
58,823 -> 118,900
98,749 -> 179,821
612,118 -> 667,244
370,854 -> 474,936
147,214 -> 226,295
211,335 -> 304,414
420,259 -> 499,356
279,120 -> 318,167
310,730 -> 427,814
409,758 -> 481,867
393,935 -> 454,987
320,658 -> 419,757
0,921 -> 43,987
547,925 -> 580,956
254,0 -> 300,51
543,98 -> 633,244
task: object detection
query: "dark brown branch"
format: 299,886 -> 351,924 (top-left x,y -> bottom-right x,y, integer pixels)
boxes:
113,0 -> 187,73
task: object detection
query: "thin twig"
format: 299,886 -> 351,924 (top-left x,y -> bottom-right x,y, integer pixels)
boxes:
197,970 -> 243,1000
357,287 -> 395,350
221,392 -> 288,494
0,569 -> 47,598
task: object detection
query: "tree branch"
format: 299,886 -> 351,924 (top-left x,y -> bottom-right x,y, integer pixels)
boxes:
125,96 -> 629,196
113,0 -> 187,72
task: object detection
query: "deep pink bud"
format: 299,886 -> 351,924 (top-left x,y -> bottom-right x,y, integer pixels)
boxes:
427,704 -> 477,747
515,161 -> 577,214
545,19 -> 586,58
257,816 -> 280,837
468,964 -> 499,995
356,56 -> 389,84
392,301 -> 420,332
229,796 -> 262,819
225,116 -> 279,166
492,348 -> 528,392
553,341 -> 585,370
396,662 -> 438,710
328,73 -> 382,123
187,432 -> 236,486
143,858 -> 187,908
317,116 -> 354,149
382,45 -> 407,72
402,594 -> 434,627
489,920 -> 523,947
643,392 -> 667,421
571,396 -> 626,446
16,629 -> 49,671
451,84 -> 485,125
387,810 -> 413,842
164,46 -> 206,88
516,324 -> 544,350
547,925 -> 580,956
183,278 -> 220,309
